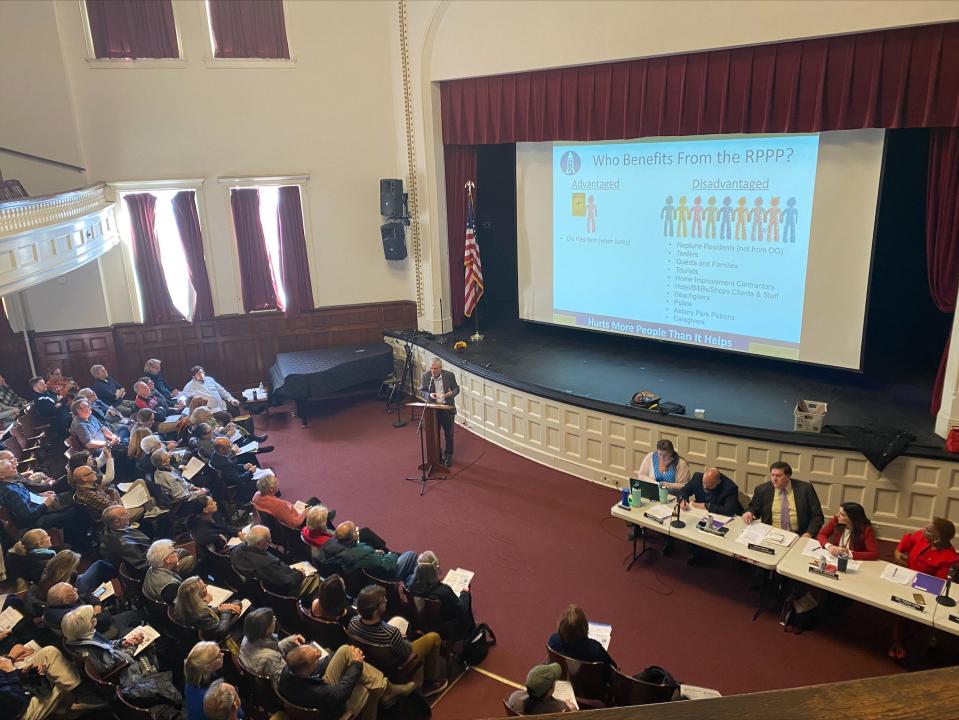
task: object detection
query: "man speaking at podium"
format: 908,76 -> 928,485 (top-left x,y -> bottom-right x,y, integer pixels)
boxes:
420,357 -> 459,467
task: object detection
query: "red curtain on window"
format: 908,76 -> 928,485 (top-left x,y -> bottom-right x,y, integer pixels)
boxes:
440,22 -> 959,145
231,189 -> 279,312
445,146 -> 478,327
172,191 -> 216,322
124,193 -> 184,323
926,128 -> 959,413
85,0 -> 178,59
276,186 -> 314,315
208,0 -> 290,59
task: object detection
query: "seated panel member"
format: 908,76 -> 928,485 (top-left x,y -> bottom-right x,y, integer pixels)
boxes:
742,461 -> 824,538
817,502 -> 879,561
637,439 -> 691,493
677,466 -> 743,516
895,517 -> 958,579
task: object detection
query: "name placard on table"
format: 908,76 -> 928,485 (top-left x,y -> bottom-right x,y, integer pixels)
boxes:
808,566 -> 839,580
747,543 -> 776,555
890,595 -> 925,612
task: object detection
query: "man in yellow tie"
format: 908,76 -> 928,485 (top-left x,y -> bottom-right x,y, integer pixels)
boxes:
742,461 -> 824,538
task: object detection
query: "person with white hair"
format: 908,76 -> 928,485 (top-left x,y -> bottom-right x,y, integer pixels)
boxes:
419,357 -> 459,466
407,550 -> 476,640
101,505 -> 197,578
231,525 -> 320,598
151,449 -> 206,503
89,364 -> 135,415
252,472 -> 322,530
143,539 -> 187,604
76,387 -> 129,439
202,680 -> 241,720
43,581 -> 141,639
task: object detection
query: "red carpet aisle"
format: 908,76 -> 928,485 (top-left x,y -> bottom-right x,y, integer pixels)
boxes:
262,399 -> 910,719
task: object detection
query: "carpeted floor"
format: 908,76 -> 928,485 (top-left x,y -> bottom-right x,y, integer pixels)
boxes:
260,398 -> 952,719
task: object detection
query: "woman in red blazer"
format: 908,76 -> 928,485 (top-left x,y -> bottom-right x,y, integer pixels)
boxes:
817,502 -> 879,561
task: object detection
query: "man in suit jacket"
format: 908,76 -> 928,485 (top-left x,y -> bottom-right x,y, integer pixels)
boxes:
743,461 -> 824,537
419,357 -> 459,466
677,467 -> 743,517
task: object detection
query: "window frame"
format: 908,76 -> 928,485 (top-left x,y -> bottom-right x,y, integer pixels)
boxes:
202,0 -> 296,69
218,175 -> 315,314
78,0 -> 187,68
109,179 -> 211,323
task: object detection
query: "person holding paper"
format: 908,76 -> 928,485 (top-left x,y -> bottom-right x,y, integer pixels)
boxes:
419,357 -> 459,467
44,582 -> 141,640
817,502 -> 879,561
193,497 -> 245,552
238,608 -> 306,680
210,438 -> 259,503
407,551 -> 475,640
231,526 -> 320,598
151,449 -> 207,503
172,578 -> 243,643
251,472 -> 320,529
506,663 -> 573,715
0,643 -> 84,720
677,467 -> 743,516
742,462 -> 824,538
547,604 -> 617,668
0,459 -> 89,547
637,440 -> 691,493
74,462 -> 145,522
30,550 -> 117,607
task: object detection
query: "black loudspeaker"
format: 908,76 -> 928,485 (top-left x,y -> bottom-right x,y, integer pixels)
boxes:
380,179 -> 403,218
381,222 -> 407,261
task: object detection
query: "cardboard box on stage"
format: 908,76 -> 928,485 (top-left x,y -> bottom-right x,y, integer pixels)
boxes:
794,399 -> 828,432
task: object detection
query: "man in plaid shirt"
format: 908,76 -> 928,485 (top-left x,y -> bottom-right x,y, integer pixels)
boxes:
0,375 -> 26,421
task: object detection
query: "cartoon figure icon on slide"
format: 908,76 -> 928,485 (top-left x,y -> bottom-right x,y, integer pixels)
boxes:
734,197 -> 749,240
765,196 -> 782,242
750,197 -> 765,241
661,196 -> 675,237
690,196 -> 704,239
703,197 -> 718,239
675,196 -> 690,238
585,195 -> 597,234
718,196 -> 734,240
782,197 -> 798,243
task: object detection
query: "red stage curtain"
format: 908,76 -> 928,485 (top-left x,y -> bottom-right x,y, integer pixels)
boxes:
124,193 -> 184,323
85,0 -> 178,59
445,146 -> 478,327
277,186 -> 314,315
172,191 -> 216,322
230,189 -> 279,312
208,0 -> 290,59
441,22 -> 959,144
927,128 -> 959,413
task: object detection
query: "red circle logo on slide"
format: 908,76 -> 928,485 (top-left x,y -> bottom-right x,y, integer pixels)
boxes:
560,150 -> 581,176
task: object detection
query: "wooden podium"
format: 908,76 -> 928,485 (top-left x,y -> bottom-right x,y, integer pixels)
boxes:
406,402 -> 454,489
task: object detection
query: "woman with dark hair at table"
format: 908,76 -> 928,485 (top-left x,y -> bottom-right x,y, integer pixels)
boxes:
817,502 -> 879,561
547,604 -> 616,668
637,439 -> 690,493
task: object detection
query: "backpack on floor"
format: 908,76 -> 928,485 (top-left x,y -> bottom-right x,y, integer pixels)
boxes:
635,665 -> 680,700
462,622 -> 496,666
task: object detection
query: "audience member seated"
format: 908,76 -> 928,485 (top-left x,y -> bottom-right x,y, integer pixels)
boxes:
194,496 -> 245,551
101,505 -> 197,578
143,359 -> 178,403
251,473 -> 317,529
0,642 -> 84,720
89,364 -> 134,415
742,461 -> 825,538
27,376 -> 71,434
184,641 -> 225,720
202,680 -> 241,720
817,502 -> 879,561
151,448 -> 206,503
29,549 -> 116,610
62,605 -> 183,714
302,506 -> 334,555
279,642 -> 414,720
311,574 -> 357,626
0,374 -> 27,422
75,388 -> 130,442
238,607 -> 305,679
506,663 -> 573,715
144,539 -> 189,604
74,457 -> 143,522
172,577 -> 242,643
8,528 -> 55,584
44,581 -> 140,639
0,458 -> 89,546
209,438 -> 258,503
407,551 -> 475,640
134,380 -> 169,416
183,366 -> 239,415
548,604 -> 617,668
192,423 -> 216,458
677,467 -> 743,516
322,522 -> 416,583
637,439 -> 690,493
70,399 -> 122,451
45,368 -> 77,399
348,584 -> 447,696
231,525 -> 320,598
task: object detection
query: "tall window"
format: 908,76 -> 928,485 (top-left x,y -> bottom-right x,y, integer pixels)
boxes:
84,0 -> 179,59
206,0 -> 290,59
229,184 -> 313,314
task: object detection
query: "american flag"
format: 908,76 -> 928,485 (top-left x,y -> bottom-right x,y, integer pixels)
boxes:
463,182 -> 483,318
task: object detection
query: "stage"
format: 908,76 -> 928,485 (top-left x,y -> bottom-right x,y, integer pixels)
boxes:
387,318 -> 949,460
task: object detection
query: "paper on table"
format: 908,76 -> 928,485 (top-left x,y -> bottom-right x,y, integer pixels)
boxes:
762,528 -> 798,548
13,641 -> 42,670
121,482 -> 151,509
387,616 -> 409,635
736,522 -> 770,545
552,680 -> 579,709
680,684 -> 722,701
206,584 -> 234,608
587,621 -> 612,650
290,560 -> 318,577
0,606 -> 24,632
801,539 -> 831,560
644,504 -> 675,521
880,563 -> 915,585
442,568 -> 474,595
182,457 -> 206,480
236,441 -> 258,455
124,625 -> 161,656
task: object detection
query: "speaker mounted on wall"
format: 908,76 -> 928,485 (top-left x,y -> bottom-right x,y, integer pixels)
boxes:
381,222 -> 407,261
380,179 -> 405,219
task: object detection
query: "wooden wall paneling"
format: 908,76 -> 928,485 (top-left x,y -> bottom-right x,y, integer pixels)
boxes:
0,332 -> 34,396
32,327 -> 117,388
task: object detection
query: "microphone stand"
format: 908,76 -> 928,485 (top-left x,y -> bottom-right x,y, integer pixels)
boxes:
936,565 -> 957,607
406,376 -> 436,496
670,494 -> 686,529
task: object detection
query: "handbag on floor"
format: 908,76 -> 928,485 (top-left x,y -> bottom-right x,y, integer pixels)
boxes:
462,622 -> 496,665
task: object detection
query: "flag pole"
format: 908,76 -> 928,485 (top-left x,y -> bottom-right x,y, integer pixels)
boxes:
466,179 -> 483,341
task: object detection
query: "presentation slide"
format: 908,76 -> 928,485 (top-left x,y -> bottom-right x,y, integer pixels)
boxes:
516,130 -> 885,369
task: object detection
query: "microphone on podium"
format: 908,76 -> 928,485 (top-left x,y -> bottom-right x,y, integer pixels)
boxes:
936,564 -> 958,607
